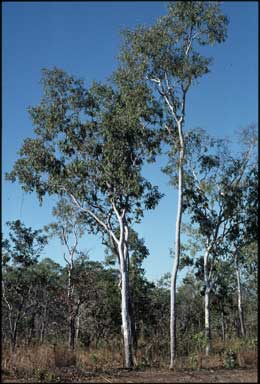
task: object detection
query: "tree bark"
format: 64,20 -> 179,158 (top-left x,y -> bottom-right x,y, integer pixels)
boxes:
221,308 -> 226,342
204,288 -> 211,355
27,313 -> 36,345
75,312 -> 80,346
11,320 -> 18,352
204,248 -> 211,356
68,313 -> 76,350
118,229 -> 133,369
40,305 -> 47,344
170,120 -> 184,369
235,253 -> 246,337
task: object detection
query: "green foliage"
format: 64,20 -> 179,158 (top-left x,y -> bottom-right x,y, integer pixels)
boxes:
3,220 -> 47,267
6,68 -> 162,236
192,331 -> 208,353
223,349 -> 238,369
116,1 -> 228,145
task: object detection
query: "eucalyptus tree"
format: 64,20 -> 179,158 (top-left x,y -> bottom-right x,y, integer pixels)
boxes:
44,198 -> 87,349
115,1 -> 228,367
6,68 -> 161,368
180,127 -> 257,355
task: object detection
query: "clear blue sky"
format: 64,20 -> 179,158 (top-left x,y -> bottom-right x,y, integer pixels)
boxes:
2,1 -> 258,282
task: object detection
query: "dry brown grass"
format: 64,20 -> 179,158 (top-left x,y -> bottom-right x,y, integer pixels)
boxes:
2,340 -> 257,381
2,343 -> 123,380
2,344 -> 55,375
237,350 -> 257,367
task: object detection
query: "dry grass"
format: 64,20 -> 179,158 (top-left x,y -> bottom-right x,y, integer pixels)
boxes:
237,350 -> 257,367
2,343 -> 123,381
2,344 -> 55,375
1,340 -> 257,381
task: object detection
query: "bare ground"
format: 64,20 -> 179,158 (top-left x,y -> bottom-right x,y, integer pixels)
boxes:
2,367 -> 257,383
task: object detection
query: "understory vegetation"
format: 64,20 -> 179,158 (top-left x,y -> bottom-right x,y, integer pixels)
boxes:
2,242 -> 257,380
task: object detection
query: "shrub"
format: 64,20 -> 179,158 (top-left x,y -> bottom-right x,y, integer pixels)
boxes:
223,349 -> 238,369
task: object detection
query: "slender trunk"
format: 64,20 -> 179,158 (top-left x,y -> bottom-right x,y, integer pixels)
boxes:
119,243 -> 133,368
205,288 -> 211,355
235,254 -> 246,337
27,313 -> 35,345
67,261 -> 76,350
75,312 -> 80,346
40,305 -> 47,344
204,248 -> 211,356
11,322 -> 18,352
68,314 -> 76,350
40,322 -> 45,344
170,120 -> 184,369
221,308 -> 226,342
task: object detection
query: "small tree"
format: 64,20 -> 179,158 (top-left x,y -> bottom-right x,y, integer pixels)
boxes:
116,1 -> 228,367
45,198 -> 86,350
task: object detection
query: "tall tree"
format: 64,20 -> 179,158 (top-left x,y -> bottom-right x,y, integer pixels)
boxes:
115,1 -> 228,367
6,68 -> 162,368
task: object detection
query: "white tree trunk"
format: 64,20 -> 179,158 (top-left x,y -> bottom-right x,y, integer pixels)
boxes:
204,248 -> 211,356
75,312 -> 80,346
205,288 -> 211,355
170,120 -> 184,369
235,254 -> 246,337
119,243 -> 133,368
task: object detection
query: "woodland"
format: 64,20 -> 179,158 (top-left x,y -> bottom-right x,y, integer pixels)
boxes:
2,2 -> 257,383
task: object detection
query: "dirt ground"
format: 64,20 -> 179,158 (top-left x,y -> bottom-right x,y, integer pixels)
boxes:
2,367 -> 257,383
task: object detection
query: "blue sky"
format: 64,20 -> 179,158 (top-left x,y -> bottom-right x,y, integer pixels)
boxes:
2,1 -> 258,282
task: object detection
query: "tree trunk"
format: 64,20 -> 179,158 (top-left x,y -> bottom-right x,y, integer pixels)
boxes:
129,291 -> 137,352
204,248 -> 211,356
119,243 -> 133,369
221,308 -> 226,342
170,120 -> 184,369
75,312 -> 80,346
68,312 -> 76,350
205,288 -> 211,355
235,254 -> 246,337
40,322 -> 45,344
27,313 -> 35,345
11,323 -> 18,352
40,305 -> 47,344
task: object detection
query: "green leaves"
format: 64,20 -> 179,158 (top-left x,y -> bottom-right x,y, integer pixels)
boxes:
6,66 -> 162,237
3,220 -> 47,268
117,1 -> 228,125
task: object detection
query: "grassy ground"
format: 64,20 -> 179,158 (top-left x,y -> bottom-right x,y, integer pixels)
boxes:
1,341 -> 257,383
